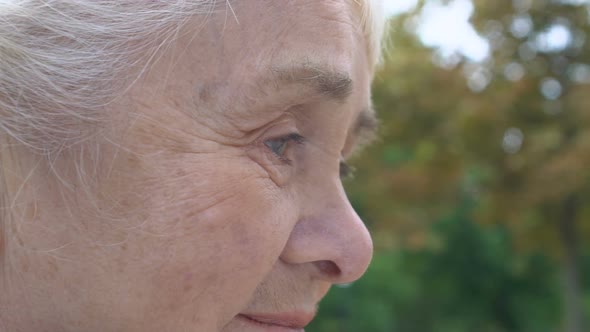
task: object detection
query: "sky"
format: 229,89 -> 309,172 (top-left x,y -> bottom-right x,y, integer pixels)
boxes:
384,0 -> 418,16
384,0 -> 490,61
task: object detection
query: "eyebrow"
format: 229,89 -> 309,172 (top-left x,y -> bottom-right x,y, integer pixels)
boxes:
271,64 -> 378,146
264,61 -> 379,148
270,62 -> 354,102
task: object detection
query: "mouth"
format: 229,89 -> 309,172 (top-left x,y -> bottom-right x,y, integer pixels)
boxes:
236,311 -> 315,332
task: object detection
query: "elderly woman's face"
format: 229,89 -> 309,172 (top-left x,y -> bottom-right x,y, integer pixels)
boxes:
6,1 -> 375,331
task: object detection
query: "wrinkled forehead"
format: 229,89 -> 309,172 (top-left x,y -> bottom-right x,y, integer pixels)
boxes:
126,1 -> 384,134
170,1 -> 373,103
208,0 -> 361,51
263,1 -> 362,64
188,0 -> 384,69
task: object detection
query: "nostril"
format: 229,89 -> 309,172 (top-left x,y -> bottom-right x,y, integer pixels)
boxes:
315,260 -> 341,278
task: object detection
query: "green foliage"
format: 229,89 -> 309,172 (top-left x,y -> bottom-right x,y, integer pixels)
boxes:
583,251 -> 590,322
314,0 -> 590,330
354,0 -> 590,253
310,210 -> 561,332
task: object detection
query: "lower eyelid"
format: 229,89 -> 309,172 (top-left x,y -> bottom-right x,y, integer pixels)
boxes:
287,133 -> 305,144
245,145 -> 294,187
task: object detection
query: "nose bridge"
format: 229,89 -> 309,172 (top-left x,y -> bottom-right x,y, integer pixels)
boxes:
280,181 -> 373,284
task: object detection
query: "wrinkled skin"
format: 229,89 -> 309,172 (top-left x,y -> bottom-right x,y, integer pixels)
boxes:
0,1 -> 375,331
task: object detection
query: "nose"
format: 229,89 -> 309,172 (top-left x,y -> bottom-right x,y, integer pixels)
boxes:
279,184 -> 373,284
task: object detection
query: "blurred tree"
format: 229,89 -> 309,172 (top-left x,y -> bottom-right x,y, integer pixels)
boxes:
309,208 -> 561,332
345,1 -> 590,330
467,2 -> 590,330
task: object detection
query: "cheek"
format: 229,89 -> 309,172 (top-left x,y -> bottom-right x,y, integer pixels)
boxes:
106,151 -> 298,326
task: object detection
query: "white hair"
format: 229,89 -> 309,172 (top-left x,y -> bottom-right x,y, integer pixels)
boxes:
0,1 -> 219,152
0,0 -> 386,152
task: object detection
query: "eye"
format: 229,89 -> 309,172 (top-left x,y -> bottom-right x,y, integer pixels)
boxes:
263,133 -> 305,163
340,160 -> 355,180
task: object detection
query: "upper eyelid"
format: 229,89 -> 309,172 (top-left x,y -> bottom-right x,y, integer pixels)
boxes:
253,117 -> 300,145
282,133 -> 305,144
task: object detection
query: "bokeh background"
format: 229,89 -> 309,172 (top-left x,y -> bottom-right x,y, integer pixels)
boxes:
310,1 -> 590,331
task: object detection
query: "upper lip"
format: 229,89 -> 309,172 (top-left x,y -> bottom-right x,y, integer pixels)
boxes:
238,311 -> 316,329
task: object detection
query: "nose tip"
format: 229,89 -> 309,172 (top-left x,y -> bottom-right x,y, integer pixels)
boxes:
280,193 -> 374,285
332,207 -> 373,284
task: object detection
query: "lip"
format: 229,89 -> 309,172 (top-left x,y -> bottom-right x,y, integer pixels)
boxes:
237,311 -> 315,332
